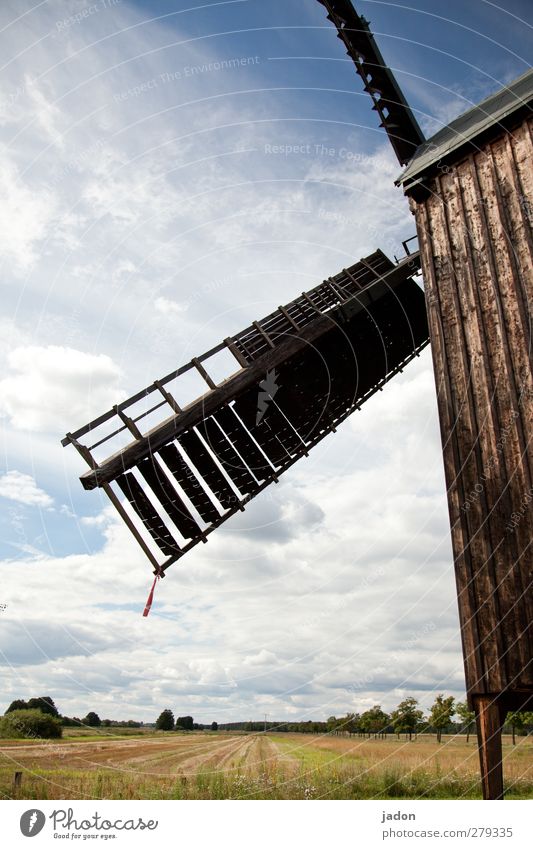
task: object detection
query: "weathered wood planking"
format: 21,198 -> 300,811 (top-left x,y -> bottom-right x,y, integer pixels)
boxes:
409,116 -> 533,709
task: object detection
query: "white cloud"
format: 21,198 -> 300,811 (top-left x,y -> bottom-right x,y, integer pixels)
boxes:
0,470 -> 53,509
24,75 -> 66,150
0,159 -> 56,272
154,296 -> 189,315
0,345 -> 124,433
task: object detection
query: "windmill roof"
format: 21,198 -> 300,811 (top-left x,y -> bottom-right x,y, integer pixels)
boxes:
398,67 -> 533,190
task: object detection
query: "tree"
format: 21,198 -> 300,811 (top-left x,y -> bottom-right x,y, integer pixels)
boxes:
5,699 -> 28,714
6,697 -> 59,716
0,709 -> 62,739
506,712 -> 527,745
359,705 -> 390,738
522,712 -> 533,731
175,715 -> 194,731
326,716 -> 339,734
429,695 -> 455,743
455,701 -> 475,742
344,713 -> 360,736
26,696 -> 59,717
155,710 -> 175,731
390,697 -> 424,741
83,712 -> 101,727
210,721 -> 218,731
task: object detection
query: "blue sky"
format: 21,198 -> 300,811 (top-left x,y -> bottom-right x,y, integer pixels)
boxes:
0,0 -> 531,723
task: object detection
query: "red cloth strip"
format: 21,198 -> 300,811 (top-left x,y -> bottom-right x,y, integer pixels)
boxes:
143,572 -> 161,617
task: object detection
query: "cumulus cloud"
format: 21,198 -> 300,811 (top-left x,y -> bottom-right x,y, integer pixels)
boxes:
0,620 -> 115,667
0,470 -> 54,509
226,483 -> 325,543
0,345 -> 124,433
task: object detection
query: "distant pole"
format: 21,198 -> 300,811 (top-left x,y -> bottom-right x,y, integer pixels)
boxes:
264,713 -> 268,733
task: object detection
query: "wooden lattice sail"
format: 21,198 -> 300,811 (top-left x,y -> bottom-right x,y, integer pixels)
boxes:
63,249 -> 428,573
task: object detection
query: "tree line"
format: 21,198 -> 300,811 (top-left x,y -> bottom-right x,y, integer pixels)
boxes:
1,696 -> 145,739
3,694 -> 532,743
216,697 -> 533,743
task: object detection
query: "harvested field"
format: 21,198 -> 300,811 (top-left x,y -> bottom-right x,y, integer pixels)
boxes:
1,732 -> 531,800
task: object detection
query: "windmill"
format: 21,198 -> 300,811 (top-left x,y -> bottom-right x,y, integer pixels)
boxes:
63,0 -> 533,800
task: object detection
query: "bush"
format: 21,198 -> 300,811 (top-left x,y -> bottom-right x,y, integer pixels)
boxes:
0,709 -> 63,739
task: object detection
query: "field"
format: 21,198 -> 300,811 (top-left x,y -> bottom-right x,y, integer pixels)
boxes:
1,731 -> 532,800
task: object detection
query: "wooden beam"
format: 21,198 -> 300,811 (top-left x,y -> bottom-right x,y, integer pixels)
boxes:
474,696 -> 504,800
277,305 -> 300,331
224,337 -> 249,368
154,379 -> 182,414
252,320 -> 276,349
327,278 -> 348,301
102,483 -> 162,572
65,434 -> 99,470
191,357 -> 217,390
359,257 -> 382,279
301,292 -> 322,313
343,267 -> 365,290
114,406 -> 143,440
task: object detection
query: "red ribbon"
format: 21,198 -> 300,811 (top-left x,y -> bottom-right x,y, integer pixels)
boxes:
143,570 -> 162,617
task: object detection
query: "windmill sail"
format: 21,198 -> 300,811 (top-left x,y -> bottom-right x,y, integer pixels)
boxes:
63,249 -> 428,573
318,0 -> 425,165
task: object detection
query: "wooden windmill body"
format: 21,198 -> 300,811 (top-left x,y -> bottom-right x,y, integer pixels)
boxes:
64,0 -> 532,800
399,71 -> 533,799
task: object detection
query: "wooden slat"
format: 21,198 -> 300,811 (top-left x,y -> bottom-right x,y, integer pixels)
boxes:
158,443 -> 220,524
137,457 -> 202,540
213,406 -> 274,482
178,430 -> 238,511
414,197 -> 486,695
196,417 -> 260,495
103,482 -> 161,570
278,304 -> 300,330
428,176 -> 503,691
455,157 -> 531,685
116,473 -> 181,557
232,390 -> 306,465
